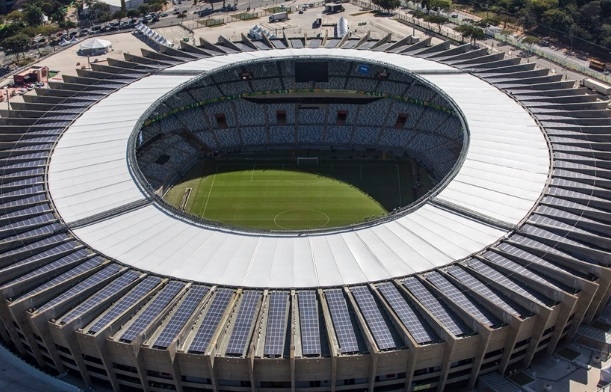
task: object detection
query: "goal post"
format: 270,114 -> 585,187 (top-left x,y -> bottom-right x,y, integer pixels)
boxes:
297,157 -> 319,165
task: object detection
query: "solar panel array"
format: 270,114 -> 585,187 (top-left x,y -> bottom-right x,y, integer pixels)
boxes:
446,265 -> 523,318
425,272 -> 500,328
0,213 -> 55,235
120,281 -> 185,342
13,256 -> 103,301
188,288 -> 234,353
59,270 -> 141,325
483,251 -> 566,293
36,264 -> 123,314
509,234 -> 584,268
298,291 -> 321,356
264,291 -> 289,357
153,285 -> 209,349
0,233 -> 68,260
325,289 -> 360,354
350,286 -> 397,350
87,276 -> 162,334
225,291 -> 260,356
464,258 -> 547,306
0,242 -> 87,280
1,222 -> 64,246
376,282 -> 438,344
0,204 -> 51,222
402,277 -> 471,337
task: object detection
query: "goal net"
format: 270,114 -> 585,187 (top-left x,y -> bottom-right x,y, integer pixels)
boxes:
297,157 -> 319,165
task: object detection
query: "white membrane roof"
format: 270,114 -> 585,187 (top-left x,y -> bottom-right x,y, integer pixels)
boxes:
48,49 -> 550,288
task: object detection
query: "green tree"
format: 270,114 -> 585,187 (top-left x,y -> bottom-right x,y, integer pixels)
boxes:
148,2 -> 163,11
127,9 -> 139,17
454,24 -> 485,45
90,1 -> 111,19
112,10 -> 127,21
23,4 -> 44,25
470,25 -> 486,45
138,3 -> 150,15
425,0 -> 451,12
59,19 -> 76,29
2,33 -> 31,59
528,0 -> 559,16
520,34 -> 539,53
541,8 -> 572,31
98,11 -> 112,21
424,14 -> 448,31
6,10 -> 25,23
371,0 -> 401,12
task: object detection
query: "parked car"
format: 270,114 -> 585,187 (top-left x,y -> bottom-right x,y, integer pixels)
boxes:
198,8 -> 214,16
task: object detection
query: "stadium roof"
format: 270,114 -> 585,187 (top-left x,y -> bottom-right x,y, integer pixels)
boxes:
47,49 -> 550,288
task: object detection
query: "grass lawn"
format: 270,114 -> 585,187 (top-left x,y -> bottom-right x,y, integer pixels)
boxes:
165,164 -> 386,230
163,156 -> 424,231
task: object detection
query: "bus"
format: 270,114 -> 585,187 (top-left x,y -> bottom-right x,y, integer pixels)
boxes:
589,59 -> 606,72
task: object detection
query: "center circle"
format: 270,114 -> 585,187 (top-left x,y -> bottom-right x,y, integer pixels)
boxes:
274,209 -> 330,230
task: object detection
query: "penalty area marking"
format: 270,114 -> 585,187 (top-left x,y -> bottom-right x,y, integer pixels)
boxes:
273,209 -> 330,230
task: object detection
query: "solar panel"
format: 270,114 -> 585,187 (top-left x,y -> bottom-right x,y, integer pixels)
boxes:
225,291 -> 261,356
425,272 -> 500,328
298,291 -> 321,356
59,270 -> 141,324
483,251 -> 566,293
153,285 -> 209,349
0,223 -> 63,247
0,176 -> 43,191
189,288 -> 234,353
350,286 -> 397,350
376,282 -> 438,344
520,224 -> 585,250
36,264 -> 123,314
120,281 -> 185,342
497,242 -> 570,276
87,276 -> 162,334
402,277 -> 471,337
0,204 -> 50,222
324,289 -> 359,354
463,258 -> 548,306
11,254 -> 101,299
0,213 -> 55,237
509,234 -> 586,266
446,265 -> 523,318
0,233 -> 69,265
0,168 -> 45,181
264,291 -> 289,357
0,240 -> 77,272
0,194 -> 45,211
4,247 -> 87,282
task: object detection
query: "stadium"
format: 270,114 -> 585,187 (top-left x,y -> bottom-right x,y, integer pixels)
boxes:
0,30 -> 610,392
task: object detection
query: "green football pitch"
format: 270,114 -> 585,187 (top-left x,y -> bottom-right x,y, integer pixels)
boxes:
164,157 -> 426,231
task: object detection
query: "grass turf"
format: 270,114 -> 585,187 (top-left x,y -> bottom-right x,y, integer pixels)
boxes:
164,160 -> 411,231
